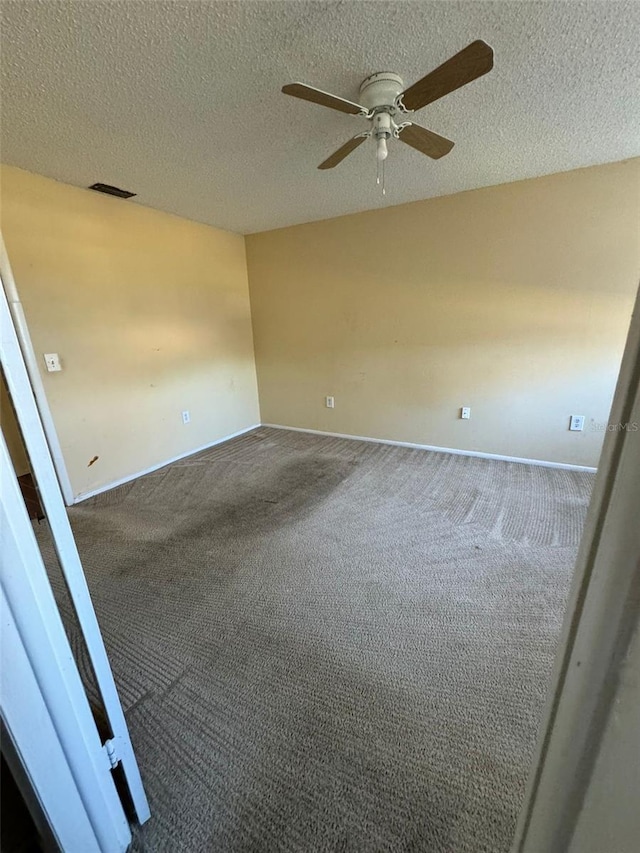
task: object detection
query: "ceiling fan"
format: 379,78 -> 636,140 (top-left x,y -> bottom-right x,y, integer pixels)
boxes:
282,40 -> 494,188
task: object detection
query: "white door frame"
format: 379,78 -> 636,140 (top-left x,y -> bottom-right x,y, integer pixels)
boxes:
513,283 -> 640,852
1,434 -> 131,852
0,277 -> 150,825
0,233 -> 74,505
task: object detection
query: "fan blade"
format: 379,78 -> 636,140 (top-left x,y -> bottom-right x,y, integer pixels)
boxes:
282,83 -> 368,116
318,135 -> 369,170
399,40 -> 494,112
397,123 -> 454,159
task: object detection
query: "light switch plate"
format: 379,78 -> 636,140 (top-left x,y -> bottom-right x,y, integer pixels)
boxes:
43,353 -> 61,372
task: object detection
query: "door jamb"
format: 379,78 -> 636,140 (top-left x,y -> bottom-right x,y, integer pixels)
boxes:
0,233 -> 74,505
512,283 -> 640,851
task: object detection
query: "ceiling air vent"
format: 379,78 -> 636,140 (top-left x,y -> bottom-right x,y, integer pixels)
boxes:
88,182 -> 136,199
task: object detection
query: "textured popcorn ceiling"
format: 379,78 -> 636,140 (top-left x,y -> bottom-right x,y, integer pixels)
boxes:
1,1 -> 639,234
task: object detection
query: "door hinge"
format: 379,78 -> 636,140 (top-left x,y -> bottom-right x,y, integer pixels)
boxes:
103,737 -> 120,770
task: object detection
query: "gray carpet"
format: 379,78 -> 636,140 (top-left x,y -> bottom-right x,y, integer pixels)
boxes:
38,427 -> 593,852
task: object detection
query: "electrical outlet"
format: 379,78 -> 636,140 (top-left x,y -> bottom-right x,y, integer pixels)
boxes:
325,396 -> 335,409
569,415 -> 585,431
461,407 -> 471,420
182,410 -> 190,425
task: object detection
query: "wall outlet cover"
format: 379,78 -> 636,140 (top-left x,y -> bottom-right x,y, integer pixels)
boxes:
461,406 -> 471,420
569,415 -> 585,431
325,396 -> 335,409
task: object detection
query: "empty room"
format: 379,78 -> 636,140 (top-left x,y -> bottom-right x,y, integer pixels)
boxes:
1,2 -> 639,852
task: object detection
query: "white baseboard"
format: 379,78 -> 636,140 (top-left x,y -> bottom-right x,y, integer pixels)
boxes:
73,424 -> 261,503
262,423 -> 598,473
73,420 -> 596,503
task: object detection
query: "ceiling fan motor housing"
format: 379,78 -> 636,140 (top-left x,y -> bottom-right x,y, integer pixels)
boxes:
358,72 -> 404,112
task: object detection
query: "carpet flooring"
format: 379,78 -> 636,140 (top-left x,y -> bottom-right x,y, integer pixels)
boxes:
37,427 -> 593,853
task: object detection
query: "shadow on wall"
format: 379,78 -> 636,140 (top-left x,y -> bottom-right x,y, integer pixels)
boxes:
1,371 -> 30,476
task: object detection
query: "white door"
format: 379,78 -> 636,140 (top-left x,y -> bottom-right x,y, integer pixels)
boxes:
0,277 -> 150,831
2,433 -> 132,852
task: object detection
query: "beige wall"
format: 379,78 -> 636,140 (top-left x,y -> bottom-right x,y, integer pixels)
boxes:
0,165 -> 260,498
2,161 -> 638,490
246,160 -> 640,468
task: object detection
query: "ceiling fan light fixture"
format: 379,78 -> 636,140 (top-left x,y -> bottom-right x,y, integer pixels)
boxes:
282,39 -> 493,185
